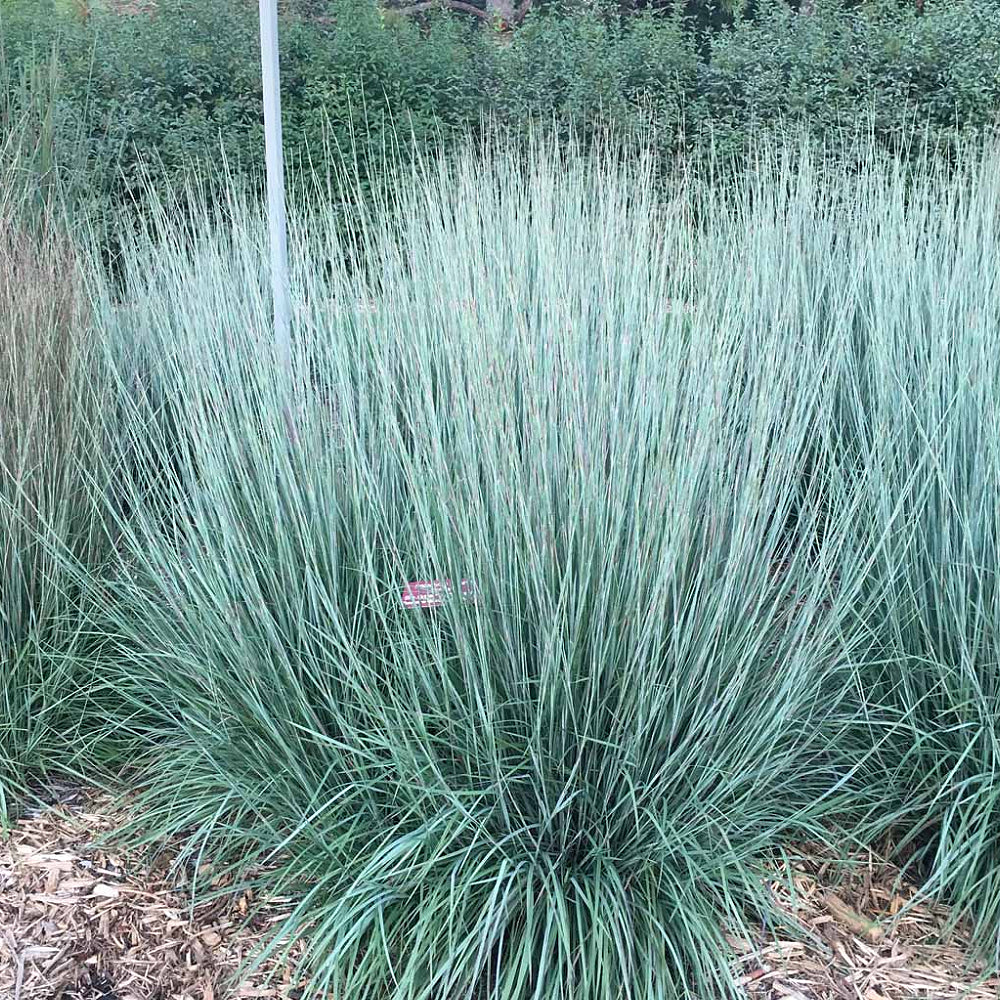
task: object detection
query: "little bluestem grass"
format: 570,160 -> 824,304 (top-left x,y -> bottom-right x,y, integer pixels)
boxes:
87,136 -> 887,999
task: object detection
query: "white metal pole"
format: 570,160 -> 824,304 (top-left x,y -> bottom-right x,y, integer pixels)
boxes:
259,0 -> 292,376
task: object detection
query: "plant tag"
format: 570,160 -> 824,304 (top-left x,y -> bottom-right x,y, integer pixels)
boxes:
401,579 -> 476,609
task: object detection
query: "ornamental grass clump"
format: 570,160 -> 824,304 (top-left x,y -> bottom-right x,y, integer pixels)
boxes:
90,137 -> 881,999
826,148 -> 1000,969
0,141 -> 112,825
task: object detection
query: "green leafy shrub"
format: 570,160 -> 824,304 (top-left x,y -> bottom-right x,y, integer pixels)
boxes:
5,0 -> 1000,251
483,12 -> 697,134
703,0 -> 1000,159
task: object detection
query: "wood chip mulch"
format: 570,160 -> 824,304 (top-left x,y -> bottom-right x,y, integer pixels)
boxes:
1,787 -> 306,1000
731,847 -> 1000,1000
3,790 -> 999,1000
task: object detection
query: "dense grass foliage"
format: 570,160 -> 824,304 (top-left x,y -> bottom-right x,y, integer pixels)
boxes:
0,139 -> 113,824
825,155 -> 1000,966
74,137 -> 970,998
3,124 -> 1000,993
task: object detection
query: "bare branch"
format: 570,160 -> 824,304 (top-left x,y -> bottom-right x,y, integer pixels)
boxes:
513,0 -> 532,24
384,0 -> 491,18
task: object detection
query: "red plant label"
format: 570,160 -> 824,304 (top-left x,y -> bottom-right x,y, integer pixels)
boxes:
401,579 -> 477,609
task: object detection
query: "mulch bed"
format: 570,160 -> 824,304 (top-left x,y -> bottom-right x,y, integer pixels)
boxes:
733,850 -> 999,1000
3,788 -> 998,1000
1,788 -> 305,1000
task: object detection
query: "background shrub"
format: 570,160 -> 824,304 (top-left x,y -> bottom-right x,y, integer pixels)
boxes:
702,0 -> 1000,159
3,0 -> 1000,254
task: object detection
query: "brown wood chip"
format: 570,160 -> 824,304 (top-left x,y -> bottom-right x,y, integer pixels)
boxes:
1,788 -> 307,1000
4,793 -> 999,1000
735,844 -> 1000,1000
